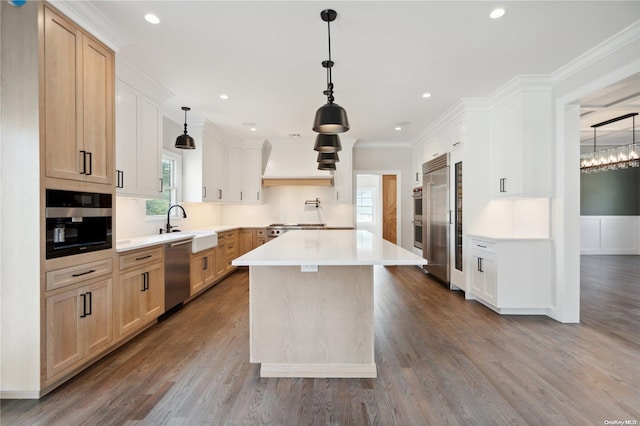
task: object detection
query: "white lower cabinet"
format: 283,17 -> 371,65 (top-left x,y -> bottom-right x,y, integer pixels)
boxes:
468,237 -> 551,314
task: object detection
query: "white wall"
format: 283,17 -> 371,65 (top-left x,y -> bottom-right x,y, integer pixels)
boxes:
353,144 -> 412,250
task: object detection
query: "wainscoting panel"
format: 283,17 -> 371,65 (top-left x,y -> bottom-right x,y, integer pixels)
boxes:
580,216 -> 639,254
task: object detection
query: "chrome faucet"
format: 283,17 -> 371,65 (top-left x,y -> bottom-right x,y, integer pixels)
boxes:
166,204 -> 187,233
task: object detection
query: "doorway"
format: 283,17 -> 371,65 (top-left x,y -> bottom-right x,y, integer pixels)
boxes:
355,172 -> 400,244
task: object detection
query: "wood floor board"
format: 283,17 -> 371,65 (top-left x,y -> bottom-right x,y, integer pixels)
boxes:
2,257 -> 639,425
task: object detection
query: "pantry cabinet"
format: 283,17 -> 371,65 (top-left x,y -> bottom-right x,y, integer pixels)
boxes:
45,277 -> 113,380
226,146 -> 244,203
243,147 -> 262,204
43,5 -> 114,186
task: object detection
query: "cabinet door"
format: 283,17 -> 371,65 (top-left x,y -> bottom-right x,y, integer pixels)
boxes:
137,96 -> 162,197
470,254 -> 484,296
190,253 -> 206,296
482,256 -> 497,305
83,278 -> 113,356
239,229 -> 253,256
82,35 -> 114,185
243,148 -> 262,203
202,138 -> 225,202
203,249 -> 217,286
215,244 -> 227,278
43,7 -> 83,181
115,80 -> 139,194
118,269 -> 145,336
46,288 -> 83,378
142,263 -> 164,319
226,147 -> 244,202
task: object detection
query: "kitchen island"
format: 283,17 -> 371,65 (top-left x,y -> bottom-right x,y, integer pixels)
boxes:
232,229 -> 426,378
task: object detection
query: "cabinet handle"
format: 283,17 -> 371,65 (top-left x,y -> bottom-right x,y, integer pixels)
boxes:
86,152 -> 93,176
135,254 -> 152,261
499,178 -> 507,193
477,244 -> 487,249
80,294 -> 87,318
86,292 -> 92,316
159,178 -> 164,193
432,152 -> 439,157
141,272 -> 147,291
203,257 -> 208,270
449,210 -> 453,225
240,191 -> 243,201
453,141 -> 461,147
115,170 -> 122,188
202,187 -> 207,198
478,257 -> 484,272
72,269 -> 96,277
218,189 -> 222,200
146,272 -> 150,290
80,150 -> 87,175
257,191 -> 260,201
416,172 -> 419,182
121,170 -> 124,188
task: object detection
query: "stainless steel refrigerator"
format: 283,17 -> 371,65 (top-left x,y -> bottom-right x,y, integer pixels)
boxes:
422,154 -> 449,284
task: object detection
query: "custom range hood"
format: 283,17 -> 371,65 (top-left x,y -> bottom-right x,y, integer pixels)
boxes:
261,140 -> 334,187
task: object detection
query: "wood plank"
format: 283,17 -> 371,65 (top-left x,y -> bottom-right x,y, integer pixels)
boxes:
2,256 -> 639,424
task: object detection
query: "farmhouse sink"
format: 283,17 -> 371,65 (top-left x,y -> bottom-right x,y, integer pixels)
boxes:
189,230 -> 218,253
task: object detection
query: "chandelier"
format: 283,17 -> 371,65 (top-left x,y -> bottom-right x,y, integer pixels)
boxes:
580,113 -> 639,173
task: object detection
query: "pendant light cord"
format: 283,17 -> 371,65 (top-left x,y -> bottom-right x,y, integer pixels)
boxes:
183,109 -> 188,135
325,17 -> 334,103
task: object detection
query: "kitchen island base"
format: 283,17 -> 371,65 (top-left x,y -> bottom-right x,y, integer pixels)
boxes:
249,265 -> 375,378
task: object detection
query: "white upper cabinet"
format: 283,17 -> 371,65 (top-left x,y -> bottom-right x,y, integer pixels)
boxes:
334,141 -> 354,203
226,146 -> 243,203
243,147 -> 262,204
182,120 -> 263,204
491,86 -> 552,198
115,60 -> 171,198
115,79 -> 163,198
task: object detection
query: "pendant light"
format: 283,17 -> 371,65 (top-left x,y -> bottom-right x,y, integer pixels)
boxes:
318,162 -> 336,171
175,106 -> 196,149
314,134 -> 342,152
317,151 -> 339,164
312,9 -> 349,134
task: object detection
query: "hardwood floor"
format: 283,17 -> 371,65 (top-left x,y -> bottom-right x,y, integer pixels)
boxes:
2,258 -> 639,425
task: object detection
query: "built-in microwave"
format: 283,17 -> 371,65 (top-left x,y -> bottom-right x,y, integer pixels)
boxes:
45,189 -> 113,259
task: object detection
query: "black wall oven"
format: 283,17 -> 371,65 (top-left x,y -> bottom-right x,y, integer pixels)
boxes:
412,186 -> 423,250
45,189 -> 113,259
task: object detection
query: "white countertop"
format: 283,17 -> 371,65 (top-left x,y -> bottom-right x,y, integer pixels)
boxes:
116,233 -> 196,252
232,229 -> 427,266
468,233 -> 551,241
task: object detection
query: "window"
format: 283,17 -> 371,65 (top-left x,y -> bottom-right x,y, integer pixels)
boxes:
356,188 -> 374,223
146,151 -> 181,216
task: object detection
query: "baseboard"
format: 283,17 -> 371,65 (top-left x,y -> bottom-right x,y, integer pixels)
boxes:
260,363 -> 377,378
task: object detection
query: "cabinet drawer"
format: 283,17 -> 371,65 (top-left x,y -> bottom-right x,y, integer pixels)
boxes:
119,246 -> 163,270
470,239 -> 495,254
46,258 -> 113,291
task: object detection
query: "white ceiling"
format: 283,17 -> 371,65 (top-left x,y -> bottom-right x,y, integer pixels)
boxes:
62,1 -> 640,145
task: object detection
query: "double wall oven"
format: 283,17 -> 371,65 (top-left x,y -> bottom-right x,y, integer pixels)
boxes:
412,187 -> 423,250
45,189 -> 113,259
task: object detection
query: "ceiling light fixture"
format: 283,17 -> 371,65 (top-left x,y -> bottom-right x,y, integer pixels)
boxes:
220,94 -> 229,100
317,151 -> 340,164
175,106 -> 196,149
318,162 -> 336,171
580,112 -> 639,173
312,9 -> 350,134
489,8 -> 505,19
395,127 -> 402,131
422,92 -> 432,98
144,13 -> 160,24
314,134 -> 342,153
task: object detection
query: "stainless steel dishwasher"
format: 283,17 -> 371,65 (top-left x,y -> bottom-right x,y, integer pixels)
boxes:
164,238 -> 192,312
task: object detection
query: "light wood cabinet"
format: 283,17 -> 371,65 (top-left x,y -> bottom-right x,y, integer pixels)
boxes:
117,247 -> 164,338
190,247 -> 216,296
216,230 -> 239,276
239,228 -> 253,256
43,6 -> 114,185
255,229 -> 267,247
46,277 -> 113,380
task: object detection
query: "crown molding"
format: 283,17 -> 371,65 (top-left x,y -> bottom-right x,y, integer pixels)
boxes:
551,20 -> 640,86
355,141 -> 412,149
48,1 -> 131,52
116,58 -> 173,105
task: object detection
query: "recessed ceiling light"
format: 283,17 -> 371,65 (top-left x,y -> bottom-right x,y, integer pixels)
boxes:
422,92 -> 432,98
220,94 -> 229,100
395,127 -> 402,131
144,14 -> 160,24
489,8 -> 505,19
250,127 -> 257,132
